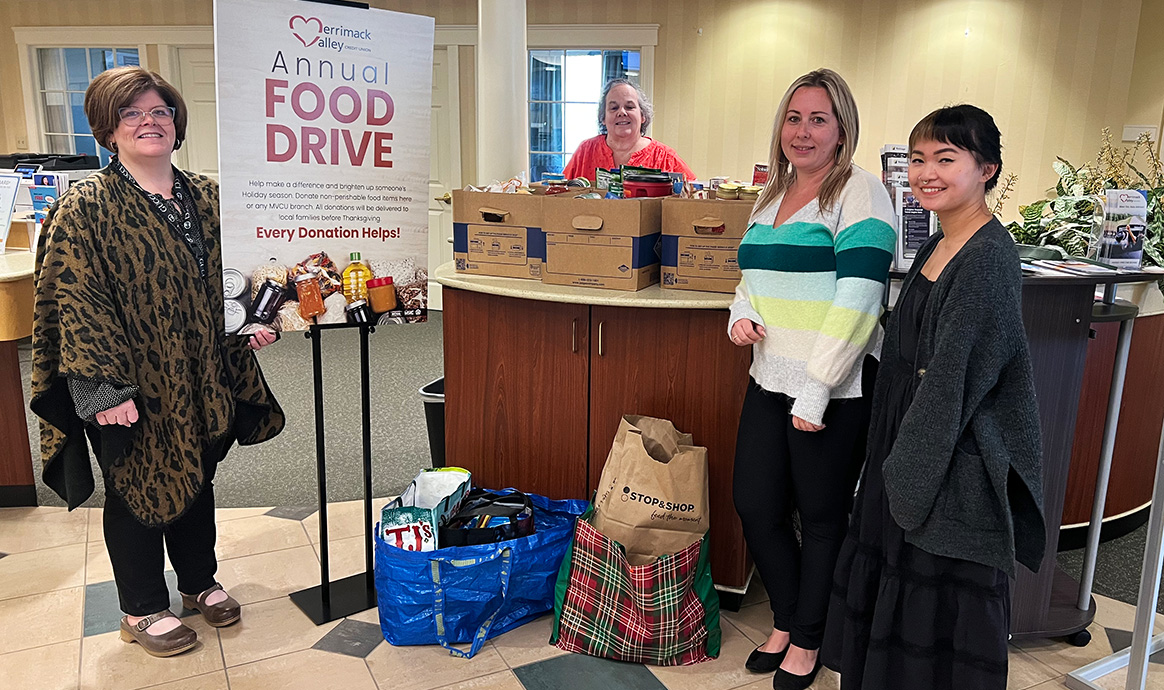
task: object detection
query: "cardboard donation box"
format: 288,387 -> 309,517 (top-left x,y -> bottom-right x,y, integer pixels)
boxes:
541,197 -> 662,291
452,190 -> 545,279
661,198 -> 753,293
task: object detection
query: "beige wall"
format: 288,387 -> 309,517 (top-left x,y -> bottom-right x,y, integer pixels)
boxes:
1127,0 -> 1164,154
1,0 -> 1158,220
531,0 -> 1150,217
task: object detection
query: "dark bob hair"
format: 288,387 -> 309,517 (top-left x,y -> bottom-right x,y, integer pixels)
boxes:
908,104 -> 1002,192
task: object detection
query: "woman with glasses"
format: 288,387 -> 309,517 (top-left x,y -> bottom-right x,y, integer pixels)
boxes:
562,78 -> 695,183
30,67 -> 285,657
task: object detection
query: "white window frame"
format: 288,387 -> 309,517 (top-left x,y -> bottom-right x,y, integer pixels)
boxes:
14,23 -> 655,176
14,26 -> 214,155
434,24 -> 658,178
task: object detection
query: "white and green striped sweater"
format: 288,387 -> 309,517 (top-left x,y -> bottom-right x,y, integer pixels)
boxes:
729,166 -> 897,425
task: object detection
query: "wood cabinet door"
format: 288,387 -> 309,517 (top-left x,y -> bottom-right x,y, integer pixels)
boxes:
588,306 -> 752,587
443,289 -> 590,500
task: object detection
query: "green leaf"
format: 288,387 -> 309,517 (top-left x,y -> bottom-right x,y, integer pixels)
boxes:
1127,161 -> 1152,187
1021,200 -> 1047,221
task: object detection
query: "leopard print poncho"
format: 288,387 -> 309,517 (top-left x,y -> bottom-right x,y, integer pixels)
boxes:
31,166 -> 285,526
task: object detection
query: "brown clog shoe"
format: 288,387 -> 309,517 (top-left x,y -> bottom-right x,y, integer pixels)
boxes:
119,611 -> 198,657
181,583 -> 241,627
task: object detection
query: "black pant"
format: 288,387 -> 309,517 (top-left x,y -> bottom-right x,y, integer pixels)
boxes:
733,360 -> 875,650
91,427 -> 228,617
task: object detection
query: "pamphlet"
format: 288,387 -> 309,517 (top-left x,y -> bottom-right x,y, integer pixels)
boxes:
0,173 -> 21,252
30,186 -> 58,225
895,186 -> 935,270
1089,189 -> 1148,270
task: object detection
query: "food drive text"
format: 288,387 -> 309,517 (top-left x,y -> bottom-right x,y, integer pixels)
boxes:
265,79 -> 394,168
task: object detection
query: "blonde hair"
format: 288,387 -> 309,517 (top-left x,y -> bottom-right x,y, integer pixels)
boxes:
750,69 -> 859,222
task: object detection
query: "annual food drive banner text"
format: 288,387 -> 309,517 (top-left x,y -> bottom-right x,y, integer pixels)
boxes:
214,0 -> 434,333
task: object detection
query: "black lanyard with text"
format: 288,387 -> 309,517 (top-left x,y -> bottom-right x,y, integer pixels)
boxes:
111,157 -> 208,280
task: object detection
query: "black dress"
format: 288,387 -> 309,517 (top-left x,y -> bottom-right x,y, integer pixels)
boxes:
822,274 -> 1011,690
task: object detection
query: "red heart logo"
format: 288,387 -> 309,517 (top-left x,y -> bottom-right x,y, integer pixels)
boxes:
289,15 -> 322,47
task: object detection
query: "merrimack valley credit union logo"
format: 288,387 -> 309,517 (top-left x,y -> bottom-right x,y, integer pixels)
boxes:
289,15 -> 372,53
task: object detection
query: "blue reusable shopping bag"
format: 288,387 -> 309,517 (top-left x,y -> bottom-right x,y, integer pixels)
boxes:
374,490 -> 587,658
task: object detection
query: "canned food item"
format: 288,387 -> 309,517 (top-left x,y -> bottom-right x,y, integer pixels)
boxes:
377,313 -> 407,325
345,299 -> 372,324
224,299 -> 246,334
222,268 -> 247,300
717,182 -> 741,200
251,279 -> 287,323
739,185 -> 763,202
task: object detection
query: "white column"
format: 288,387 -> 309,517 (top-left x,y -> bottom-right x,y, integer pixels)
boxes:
476,0 -> 529,184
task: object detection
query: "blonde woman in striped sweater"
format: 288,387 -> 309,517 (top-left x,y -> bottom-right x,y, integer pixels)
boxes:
729,68 -> 896,690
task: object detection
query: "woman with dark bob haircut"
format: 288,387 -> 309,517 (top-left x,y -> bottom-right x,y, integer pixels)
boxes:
30,66 -> 285,657
822,104 -> 1045,689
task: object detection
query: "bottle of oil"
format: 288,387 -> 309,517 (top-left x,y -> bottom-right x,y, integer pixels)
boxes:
342,252 -> 371,303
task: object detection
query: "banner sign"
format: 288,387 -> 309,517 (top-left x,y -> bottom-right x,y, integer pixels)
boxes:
214,0 -> 434,332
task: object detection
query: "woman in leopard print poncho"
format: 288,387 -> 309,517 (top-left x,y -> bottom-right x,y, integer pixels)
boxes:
30,67 -> 284,657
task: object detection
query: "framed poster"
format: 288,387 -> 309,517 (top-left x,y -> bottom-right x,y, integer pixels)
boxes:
214,0 -> 434,332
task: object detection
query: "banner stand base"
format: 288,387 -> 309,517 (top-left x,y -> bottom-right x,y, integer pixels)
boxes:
290,573 -> 378,625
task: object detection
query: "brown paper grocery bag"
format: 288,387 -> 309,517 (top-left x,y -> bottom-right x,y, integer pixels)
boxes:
590,415 -> 710,565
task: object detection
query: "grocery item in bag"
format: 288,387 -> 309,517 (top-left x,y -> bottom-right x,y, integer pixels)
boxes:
381,467 -> 471,551
591,415 -> 709,564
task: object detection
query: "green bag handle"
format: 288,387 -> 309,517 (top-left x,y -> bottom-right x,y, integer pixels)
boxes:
430,546 -> 513,658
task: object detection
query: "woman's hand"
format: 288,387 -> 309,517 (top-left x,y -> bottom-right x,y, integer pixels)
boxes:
730,319 -> 766,346
96,399 -> 138,427
792,415 -> 825,432
248,327 -> 278,351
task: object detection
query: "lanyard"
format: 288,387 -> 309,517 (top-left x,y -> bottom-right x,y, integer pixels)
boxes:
110,157 -> 208,279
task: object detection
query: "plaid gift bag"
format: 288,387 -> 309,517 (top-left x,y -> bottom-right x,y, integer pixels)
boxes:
549,511 -> 721,666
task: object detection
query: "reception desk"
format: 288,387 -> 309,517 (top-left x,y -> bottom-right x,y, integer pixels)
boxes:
434,263 -> 754,594
0,248 -> 37,506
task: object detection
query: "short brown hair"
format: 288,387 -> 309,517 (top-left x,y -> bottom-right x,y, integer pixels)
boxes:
84,66 -> 188,153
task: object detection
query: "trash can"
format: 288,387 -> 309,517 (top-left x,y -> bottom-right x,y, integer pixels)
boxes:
419,377 -> 445,468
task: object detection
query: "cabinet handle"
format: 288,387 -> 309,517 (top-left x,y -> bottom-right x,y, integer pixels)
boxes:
572,319 -> 577,353
598,321 -> 605,356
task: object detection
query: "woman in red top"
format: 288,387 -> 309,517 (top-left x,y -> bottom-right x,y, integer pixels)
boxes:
562,79 -> 695,183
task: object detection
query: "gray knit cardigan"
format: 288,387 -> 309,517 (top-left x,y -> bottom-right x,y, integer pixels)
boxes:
881,218 -> 1046,575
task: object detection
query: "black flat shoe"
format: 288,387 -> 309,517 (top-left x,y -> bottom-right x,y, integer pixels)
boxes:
745,645 -> 787,673
773,657 -> 823,690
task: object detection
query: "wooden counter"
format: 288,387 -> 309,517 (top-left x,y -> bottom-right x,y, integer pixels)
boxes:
435,263 -> 753,592
0,248 -> 37,506
1062,280 -> 1164,539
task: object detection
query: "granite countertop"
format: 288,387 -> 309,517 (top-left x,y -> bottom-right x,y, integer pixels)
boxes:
0,249 -> 35,284
436,262 -> 1164,318
434,262 -> 734,309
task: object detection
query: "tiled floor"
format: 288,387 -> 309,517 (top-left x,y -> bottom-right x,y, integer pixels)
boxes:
2,501 -> 1162,690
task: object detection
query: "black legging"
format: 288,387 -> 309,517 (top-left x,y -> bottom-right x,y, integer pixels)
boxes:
733,359 -> 875,650
89,426 -> 230,617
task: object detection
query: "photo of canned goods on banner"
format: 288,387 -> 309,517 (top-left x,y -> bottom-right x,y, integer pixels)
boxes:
214,0 -> 434,333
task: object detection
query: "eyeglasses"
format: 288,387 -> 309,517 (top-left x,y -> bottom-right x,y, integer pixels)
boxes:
118,106 -> 176,125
